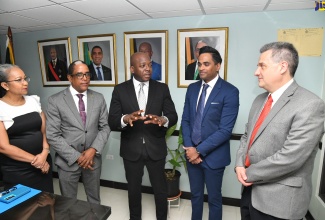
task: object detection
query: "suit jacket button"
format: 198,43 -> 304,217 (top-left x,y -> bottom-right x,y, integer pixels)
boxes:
81,144 -> 84,147
85,131 -> 87,133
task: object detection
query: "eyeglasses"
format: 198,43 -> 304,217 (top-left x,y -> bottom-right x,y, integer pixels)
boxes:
6,77 -> 30,83
70,72 -> 92,79
0,186 -> 17,197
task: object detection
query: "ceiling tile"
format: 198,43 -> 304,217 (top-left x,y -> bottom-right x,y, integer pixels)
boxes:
62,0 -> 141,18
51,0 -> 85,3
205,5 -> 265,14
127,0 -> 200,12
99,14 -> 149,23
0,0 -> 54,12
13,5 -> 91,23
267,1 -> 315,11
148,9 -> 203,18
0,13 -> 47,28
60,19 -> 104,28
23,24 -> 64,32
201,0 -> 269,8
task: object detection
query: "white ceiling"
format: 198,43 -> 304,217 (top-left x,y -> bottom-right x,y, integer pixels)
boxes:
0,0 -> 316,35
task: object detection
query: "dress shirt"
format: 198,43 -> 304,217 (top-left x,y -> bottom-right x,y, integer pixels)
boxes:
271,78 -> 294,107
196,74 -> 219,108
92,63 -> 104,80
69,86 -> 87,112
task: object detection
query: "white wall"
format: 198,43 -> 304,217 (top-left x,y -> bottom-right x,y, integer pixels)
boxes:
1,9 -> 325,218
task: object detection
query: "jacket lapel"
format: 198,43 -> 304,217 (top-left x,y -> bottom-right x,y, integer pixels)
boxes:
146,79 -> 156,114
202,78 -> 222,118
252,81 -> 298,144
126,79 -> 140,111
191,81 -> 202,115
86,90 -> 94,128
63,88 -> 84,128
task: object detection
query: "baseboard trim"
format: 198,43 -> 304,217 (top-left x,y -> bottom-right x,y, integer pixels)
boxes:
52,172 -> 240,206
53,173 -> 315,218
305,211 -> 315,220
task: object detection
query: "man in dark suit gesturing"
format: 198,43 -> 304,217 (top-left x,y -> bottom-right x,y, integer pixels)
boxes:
46,60 -> 110,204
88,46 -> 112,81
108,52 -> 177,220
235,42 -> 325,220
181,46 -> 239,220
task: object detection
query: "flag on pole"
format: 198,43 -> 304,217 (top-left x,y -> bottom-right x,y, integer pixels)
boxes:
5,27 -> 15,64
83,42 -> 92,65
6,27 -> 15,64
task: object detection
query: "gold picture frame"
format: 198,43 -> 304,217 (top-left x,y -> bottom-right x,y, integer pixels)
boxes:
124,30 -> 168,83
77,34 -> 117,86
177,27 -> 229,88
37,37 -> 72,86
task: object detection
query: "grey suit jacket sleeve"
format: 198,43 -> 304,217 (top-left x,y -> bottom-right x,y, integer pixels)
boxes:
46,95 -> 81,166
87,92 -> 110,153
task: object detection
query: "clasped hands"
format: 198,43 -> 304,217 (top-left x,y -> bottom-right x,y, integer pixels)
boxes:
183,146 -> 203,164
123,110 -> 167,127
31,151 -> 50,174
235,167 -> 253,187
77,148 -> 96,171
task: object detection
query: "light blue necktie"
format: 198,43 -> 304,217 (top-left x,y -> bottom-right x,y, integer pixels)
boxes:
96,67 -> 103,80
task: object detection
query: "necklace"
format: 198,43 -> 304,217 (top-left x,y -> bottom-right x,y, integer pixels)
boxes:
0,96 -> 26,106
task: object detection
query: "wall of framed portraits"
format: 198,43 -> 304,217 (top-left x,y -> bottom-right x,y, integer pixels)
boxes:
1,9 -> 324,216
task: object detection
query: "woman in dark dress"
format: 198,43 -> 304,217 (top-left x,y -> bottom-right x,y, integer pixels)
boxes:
0,64 -> 53,192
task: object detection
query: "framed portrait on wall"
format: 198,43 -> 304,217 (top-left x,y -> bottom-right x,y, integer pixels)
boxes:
77,34 -> 117,86
177,27 -> 229,88
38,37 -> 72,86
124,30 -> 168,84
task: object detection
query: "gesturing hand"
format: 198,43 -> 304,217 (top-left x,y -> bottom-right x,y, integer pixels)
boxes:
123,110 -> 148,127
144,114 -> 167,126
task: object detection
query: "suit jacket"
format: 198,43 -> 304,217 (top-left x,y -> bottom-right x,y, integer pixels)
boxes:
181,78 -> 239,169
151,61 -> 161,81
47,59 -> 68,81
88,63 -> 112,81
235,81 -> 325,219
46,87 -> 110,172
108,79 -> 177,161
185,61 -> 200,80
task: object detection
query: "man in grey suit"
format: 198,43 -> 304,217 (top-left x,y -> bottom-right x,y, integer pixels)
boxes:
46,60 -> 110,204
235,42 -> 325,220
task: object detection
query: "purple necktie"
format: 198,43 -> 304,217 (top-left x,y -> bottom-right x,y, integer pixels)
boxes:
77,94 -> 86,126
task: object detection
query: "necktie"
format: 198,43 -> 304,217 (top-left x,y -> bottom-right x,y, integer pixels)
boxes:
52,60 -> 56,68
193,66 -> 199,80
138,83 -> 146,116
245,95 -> 273,167
77,94 -> 86,126
96,67 -> 103,80
191,83 -> 209,145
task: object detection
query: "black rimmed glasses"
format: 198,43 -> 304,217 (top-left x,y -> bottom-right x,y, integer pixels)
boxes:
70,72 -> 92,79
6,77 -> 30,83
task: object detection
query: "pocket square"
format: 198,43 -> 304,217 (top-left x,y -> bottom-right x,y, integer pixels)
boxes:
211,102 -> 219,104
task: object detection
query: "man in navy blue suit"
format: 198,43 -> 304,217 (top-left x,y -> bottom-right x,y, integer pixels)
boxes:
181,46 -> 239,220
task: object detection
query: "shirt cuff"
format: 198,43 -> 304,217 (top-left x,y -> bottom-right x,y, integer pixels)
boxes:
121,115 -> 128,128
162,116 -> 169,127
